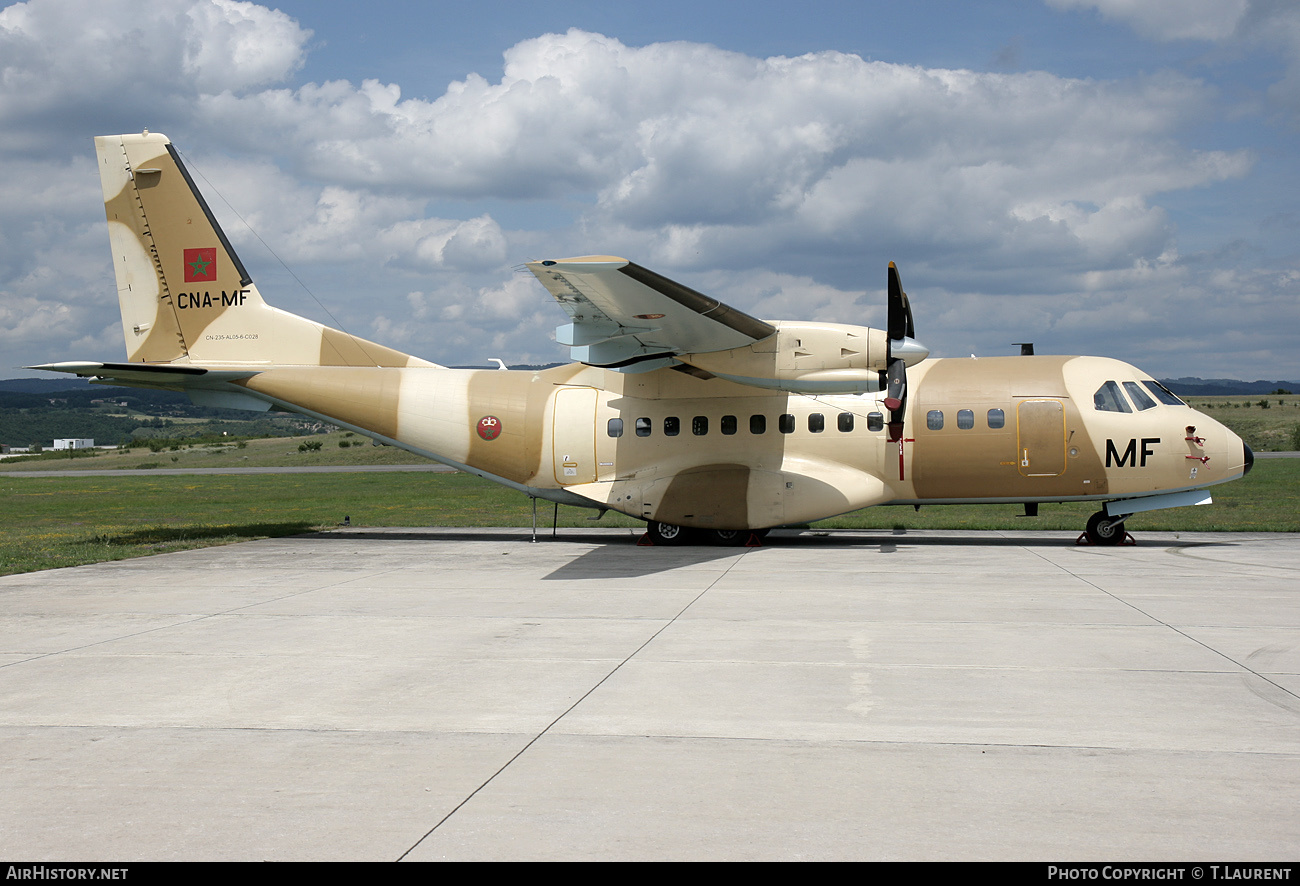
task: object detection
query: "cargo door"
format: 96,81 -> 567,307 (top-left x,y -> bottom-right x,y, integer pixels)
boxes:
552,387 -> 598,485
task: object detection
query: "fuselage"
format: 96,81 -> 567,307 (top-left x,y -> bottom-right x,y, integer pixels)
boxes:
230,353 -> 1250,531
41,132 -> 1252,541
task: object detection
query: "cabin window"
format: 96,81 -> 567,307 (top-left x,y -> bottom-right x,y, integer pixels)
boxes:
927,410 -> 944,430
867,412 -> 884,432
838,412 -> 854,432
808,413 -> 825,433
750,414 -> 767,434
636,417 -> 652,437
1123,381 -> 1157,411
664,416 -> 680,436
692,416 -> 709,436
779,414 -> 796,434
607,418 -> 623,438
987,408 -> 1005,429
1093,381 -> 1132,413
957,409 -> 974,429
721,415 -> 737,435
1142,380 -> 1184,406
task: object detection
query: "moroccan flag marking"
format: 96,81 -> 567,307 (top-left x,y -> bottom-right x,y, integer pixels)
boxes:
183,247 -> 217,282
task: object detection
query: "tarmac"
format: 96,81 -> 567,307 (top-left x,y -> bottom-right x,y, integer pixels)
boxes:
1,527 -> 1297,861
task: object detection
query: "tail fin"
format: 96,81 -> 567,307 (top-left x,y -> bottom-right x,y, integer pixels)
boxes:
95,132 -> 436,368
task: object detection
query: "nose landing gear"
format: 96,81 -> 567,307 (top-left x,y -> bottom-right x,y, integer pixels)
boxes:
1080,510 -> 1133,546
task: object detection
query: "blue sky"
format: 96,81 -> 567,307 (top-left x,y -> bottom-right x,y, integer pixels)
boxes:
2,0 -> 1298,379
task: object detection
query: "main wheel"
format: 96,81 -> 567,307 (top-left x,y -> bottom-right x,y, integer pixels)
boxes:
647,521 -> 690,545
707,529 -> 748,546
1085,511 -> 1126,546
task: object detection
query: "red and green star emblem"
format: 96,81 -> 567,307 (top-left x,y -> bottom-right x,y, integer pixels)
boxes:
183,247 -> 217,282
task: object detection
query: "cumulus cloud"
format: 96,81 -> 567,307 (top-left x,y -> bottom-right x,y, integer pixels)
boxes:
0,0 -> 309,149
174,29 -> 1253,299
182,0 -> 308,92
1,0 -> 1296,376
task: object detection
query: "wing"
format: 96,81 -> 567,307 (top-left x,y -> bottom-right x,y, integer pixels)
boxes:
527,256 -> 775,370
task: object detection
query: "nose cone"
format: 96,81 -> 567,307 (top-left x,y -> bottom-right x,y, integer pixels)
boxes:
1243,442 -> 1254,476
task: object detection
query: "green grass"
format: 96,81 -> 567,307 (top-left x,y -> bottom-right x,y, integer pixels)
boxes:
1,459 -> 1296,576
1185,395 -> 1300,452
0,431 -> 430,471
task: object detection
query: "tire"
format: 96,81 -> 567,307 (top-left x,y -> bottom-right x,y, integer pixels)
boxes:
707,529 -> 748,546
1085,511 -> 1126,546
647,521 -> 690,545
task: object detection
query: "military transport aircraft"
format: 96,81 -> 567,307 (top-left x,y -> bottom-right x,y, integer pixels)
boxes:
33,132 -> 1253,545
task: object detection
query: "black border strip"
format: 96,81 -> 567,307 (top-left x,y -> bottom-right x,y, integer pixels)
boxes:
165,143 -> 253,287
618,262 -> 775,341
98,362 -> 208,375
586,351 -> 678,369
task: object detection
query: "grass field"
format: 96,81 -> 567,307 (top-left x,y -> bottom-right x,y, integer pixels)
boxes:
0,431 -> 428,471
2,458 -> 1296,577
1184,395 -> 1300,452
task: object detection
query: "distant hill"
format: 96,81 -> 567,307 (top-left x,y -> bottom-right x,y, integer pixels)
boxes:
1159,378 -> 1300,396
0,378 -> 312,448
0,377 -> 100,394
0,381 -> 190,409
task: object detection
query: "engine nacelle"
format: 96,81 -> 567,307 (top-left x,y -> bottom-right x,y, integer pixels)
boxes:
678,321 -> 905,394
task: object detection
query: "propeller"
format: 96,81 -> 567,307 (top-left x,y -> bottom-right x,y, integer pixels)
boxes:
881,262 -> 927,442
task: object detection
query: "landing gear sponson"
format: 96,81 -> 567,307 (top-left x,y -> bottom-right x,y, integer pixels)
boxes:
652,515 -> 1134,546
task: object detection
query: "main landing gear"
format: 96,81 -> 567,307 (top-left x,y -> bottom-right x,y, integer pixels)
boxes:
1080,510 -> 1134,546
643,522 -> 769,547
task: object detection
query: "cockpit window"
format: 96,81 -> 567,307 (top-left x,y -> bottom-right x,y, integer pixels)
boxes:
1123,381 -> 1157,411
1142,380 -> 1184,406
1093,381 -> 1132,413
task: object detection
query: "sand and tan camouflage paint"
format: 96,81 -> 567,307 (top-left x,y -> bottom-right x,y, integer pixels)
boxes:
51,132 -> 1251,537
554,371 -> 902,527
96,133 -> 436,370
238,367 -> 404,441
1061,357 -> 1247,496
907,355 -> 1248,503
225,349 -> 1247,531
908,356 -> 1100,500
97,134 -> 189,363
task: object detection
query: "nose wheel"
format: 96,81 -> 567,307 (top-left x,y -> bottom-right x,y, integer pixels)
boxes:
1081,511 -> 1131,546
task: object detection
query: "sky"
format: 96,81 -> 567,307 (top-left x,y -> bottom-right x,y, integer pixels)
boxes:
1,0 -> 1298,380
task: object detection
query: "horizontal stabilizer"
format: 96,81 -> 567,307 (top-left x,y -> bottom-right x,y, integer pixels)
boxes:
28,361 -> 260,388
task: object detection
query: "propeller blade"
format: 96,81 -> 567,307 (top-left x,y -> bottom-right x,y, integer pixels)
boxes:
887,262 -> 910,342
883,356 -> 906,413
884,261 -> 923,444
